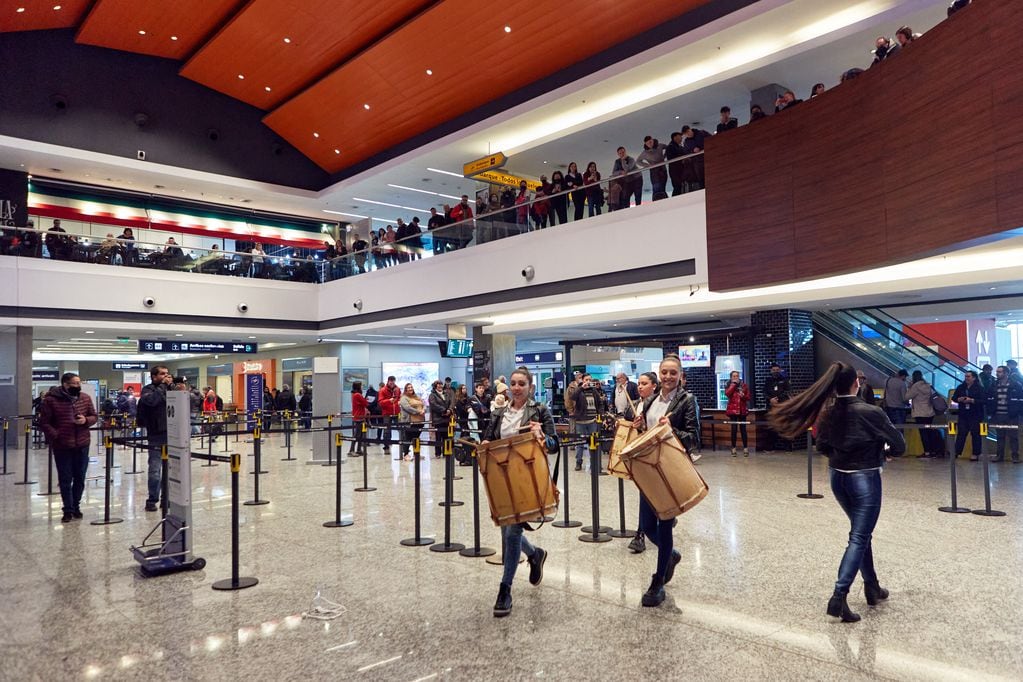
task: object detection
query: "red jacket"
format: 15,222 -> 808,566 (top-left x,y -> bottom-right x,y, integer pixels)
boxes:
38,386 -> 98,449
352,392 -> 369,419
378,384 -> 401,416
450,203 -> 473,222
725,381 -> 751,416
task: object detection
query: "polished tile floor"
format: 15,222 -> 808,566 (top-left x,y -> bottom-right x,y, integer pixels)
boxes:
1,432 -> 1021,681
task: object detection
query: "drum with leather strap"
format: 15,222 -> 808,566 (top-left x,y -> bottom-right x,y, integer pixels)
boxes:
607,418 -> 637,479
619,422 -> 708,520
477,432 -> 559,527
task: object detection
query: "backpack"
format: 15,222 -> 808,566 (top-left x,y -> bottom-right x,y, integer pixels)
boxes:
930,392 -> 948,415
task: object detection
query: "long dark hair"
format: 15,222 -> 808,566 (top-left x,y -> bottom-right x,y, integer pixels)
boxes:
769,362 -> 857,439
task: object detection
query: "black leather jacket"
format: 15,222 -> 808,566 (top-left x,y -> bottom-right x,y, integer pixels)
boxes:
817,396 -> 906,470
631,389 -> 700,452
482,400 -> 559,454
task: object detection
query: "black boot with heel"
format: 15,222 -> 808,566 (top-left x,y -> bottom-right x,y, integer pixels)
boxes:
826,593 -> 861,623
864,582 -> 889,606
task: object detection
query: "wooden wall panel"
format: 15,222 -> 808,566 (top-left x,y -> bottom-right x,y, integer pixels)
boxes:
706,0 -> 1023,292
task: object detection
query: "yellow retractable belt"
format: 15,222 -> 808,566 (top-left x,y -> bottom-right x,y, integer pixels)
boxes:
980,423 -> 989,437
231,452 -> 241,473
948,421 -> 957,435
335,432 -> 342,447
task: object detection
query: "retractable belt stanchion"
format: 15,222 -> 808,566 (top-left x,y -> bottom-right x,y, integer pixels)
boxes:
607,476 -> 636,538
91,436 -> 123,525
1,418 -> 11,476
15,423 -> 36,486
552,440 -> 581,528
323,415 -> 336,467
439,423 -> 463,507
353,425 -> 376,492
430,436 -> 465,553
445,416 -> 462,481
212,452 -> 259,591
972,422 -> 1006,517
939,420 -> 970,513
459,445 -> 496,558
796,428 -> 824,500
126,420 -> 142,475
37,444 -> 58,496
323,433 -> 353,528
400,437 -> 434,547
282,411 -> 294,462
244,426 -> 269,506
202,416 -> 217,468
580,432 -> 611,543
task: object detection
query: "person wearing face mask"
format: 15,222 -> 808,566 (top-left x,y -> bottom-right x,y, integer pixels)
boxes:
480,366 -> 559,617
38,372 -> 98,523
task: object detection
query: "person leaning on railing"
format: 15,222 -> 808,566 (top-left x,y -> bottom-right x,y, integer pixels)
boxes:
583,162 -> 604,216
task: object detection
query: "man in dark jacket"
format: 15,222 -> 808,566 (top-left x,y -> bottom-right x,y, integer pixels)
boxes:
952,371 -> 986,460
716,106 -> 738,134
680,126 -> 709,190
573,374 -> 608,469
763,363 -> 792,451
665,131 -> 687,197
38,373 -> 98,522
429,380 -> 453,457
277,384 -> 297,414
137,365 -> 172,511
986,366 -> 1023,462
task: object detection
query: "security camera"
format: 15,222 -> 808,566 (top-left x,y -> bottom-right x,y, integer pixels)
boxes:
237,302 -> 249,313
521,265 -> 535,281
353,299 -> 363,311
136,150 -> 146,161
142,296 -> 156,308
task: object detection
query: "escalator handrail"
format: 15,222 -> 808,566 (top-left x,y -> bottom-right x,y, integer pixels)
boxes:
858,307 -> 981,373
811,312 -> 899,375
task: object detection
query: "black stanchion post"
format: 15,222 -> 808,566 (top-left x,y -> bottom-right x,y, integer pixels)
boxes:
580,432 -> 611,542
202,416 -> 217,468
431,437 -> 465,553
323,433 -> 353,527
323,415 -> 336,467
939,423 -> 970,513
553,441 -> 581,528
212,453 -> 259,591
282,411 -> 294,461
15,423 -> 36,486
37,445 -> 58,496
90,436 -> 123,525
0,418 -> 10,476
245,426 -> 269,506
354,426 -> 376,492
607,477 -> 636,538
439,424 -> 464,507
459,446 -> 496,558
445,417 -> 462,481
797,428 -> 824,499
401,438 -> 434,547
126,419 -> 142,475
972,422 -> 1006,517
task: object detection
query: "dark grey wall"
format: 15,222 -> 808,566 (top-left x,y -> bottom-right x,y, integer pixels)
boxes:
0,30 -> 329,190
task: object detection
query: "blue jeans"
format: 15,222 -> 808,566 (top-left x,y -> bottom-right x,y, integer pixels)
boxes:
829,469 -> 882,595
575,421 -> 600,465
147,434 -> 167,504
883,406 -> 907,425
501,523 -> 536,586
638,495 -> 675,579
53,445 -> 90,514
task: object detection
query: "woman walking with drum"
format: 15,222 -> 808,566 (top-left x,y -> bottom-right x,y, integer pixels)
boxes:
631,355 -> 699,607
770,362 -> 905,622
622,371 -> 659,554
480,367 -> 559,617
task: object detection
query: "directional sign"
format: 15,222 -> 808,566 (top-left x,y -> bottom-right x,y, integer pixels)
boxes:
463,152 -> 507,177
473,169 -> 540,190
113,361 -> 149,371
138,340 -> 258,354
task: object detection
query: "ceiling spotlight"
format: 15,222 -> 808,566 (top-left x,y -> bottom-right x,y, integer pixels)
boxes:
138,29 -> 146,35
283,37 -> 291,43
17,7 -> 25,12
313,132 -> 320,138
237,74 -> 244,80
53,5 -> 61,10
334,149 -> 340,154
170,35 -> 178,41
504,25 -> 511,32
264,86 -> 272,92
425,69 -> 433,75
363,103 -> 370,110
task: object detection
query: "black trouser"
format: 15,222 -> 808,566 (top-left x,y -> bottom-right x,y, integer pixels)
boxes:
915,416 -> 943,454
54,446 -> 89,515
401,423 -> 423,455
571,191 -> 585,220
350,418 -> 367,454
377,415 -> 395,446
955,418 -> 982,457
730,420 -> 748,448
669,161 -> 685,195
550,199 -> 568,225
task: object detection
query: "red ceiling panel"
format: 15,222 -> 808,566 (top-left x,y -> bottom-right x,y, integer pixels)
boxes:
75,0 -> 243,60
180,0 -> 435,110
0,0 -> 89,32
264,0 -> 711,173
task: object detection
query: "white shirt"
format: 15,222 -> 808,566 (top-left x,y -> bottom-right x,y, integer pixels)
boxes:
645,388 -> 678,431
614,384 -> 631,414
499,403 -> 526,439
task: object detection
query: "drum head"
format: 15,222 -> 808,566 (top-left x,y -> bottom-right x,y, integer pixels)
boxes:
620,422 -> 671,458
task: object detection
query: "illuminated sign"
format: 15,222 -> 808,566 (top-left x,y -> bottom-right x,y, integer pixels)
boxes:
463,152 -> 507,177
112,361 -> 149,370
138,340 -> 258,354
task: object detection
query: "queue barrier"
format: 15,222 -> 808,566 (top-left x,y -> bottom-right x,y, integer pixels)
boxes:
400,437 -> 435,547
212,452 -> 258,591
458,440 -> 496,558
580,430 -> 612,543
431,428 -> 465,554
323,433 -> 353,528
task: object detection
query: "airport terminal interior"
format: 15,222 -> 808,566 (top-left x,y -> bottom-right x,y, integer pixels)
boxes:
2,0 -> 1023,679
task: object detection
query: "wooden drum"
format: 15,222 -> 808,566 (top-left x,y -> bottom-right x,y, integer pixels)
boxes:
607,419 -> 637,479
477,432 -> 559,527
619,423 -> 708,520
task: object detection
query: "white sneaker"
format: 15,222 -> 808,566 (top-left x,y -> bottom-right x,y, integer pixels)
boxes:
744,448 -> 749,457
731,447 -> 737,457
691,453 -> 702,463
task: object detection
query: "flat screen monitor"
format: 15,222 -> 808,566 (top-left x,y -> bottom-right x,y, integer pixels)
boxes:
445,339 -> 473,358
677,344 -> 711,368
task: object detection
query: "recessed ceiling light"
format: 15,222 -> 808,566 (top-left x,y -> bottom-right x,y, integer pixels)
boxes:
334,149 -> 340,154
363,103 -> 370,110
283,37 -> 291,44
504,25 -> 511,32
990,287 -> 997,290
170,35 -> 178,41
237,74 -> 244,80
138,30 -> 146,35
16,7 -> 25,12
85,330 -> 94,334
175,333 -> 183,337
53,5 -> 61,10
313,132 -> 320,138
425,69 -> 433,75
674,115 -> 680,119
264,86 -> 272,92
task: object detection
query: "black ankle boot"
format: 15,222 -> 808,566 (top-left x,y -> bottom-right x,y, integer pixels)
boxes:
493,582 -> 512,617
641,574 -> 665,607
826,593 -> 861,623
864,582 -> 889,606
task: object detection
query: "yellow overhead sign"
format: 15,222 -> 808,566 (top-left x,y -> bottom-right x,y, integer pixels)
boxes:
474,170 -> 540,190
463,152 -> 508,177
